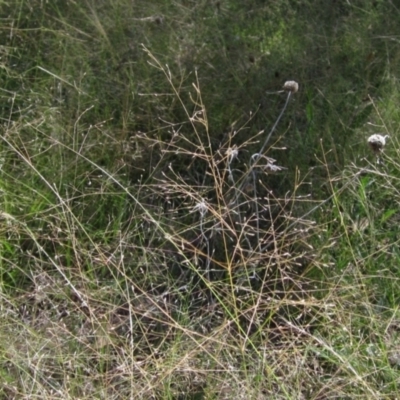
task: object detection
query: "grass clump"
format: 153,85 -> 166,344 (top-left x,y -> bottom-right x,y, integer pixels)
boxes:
1,1 -> 400,399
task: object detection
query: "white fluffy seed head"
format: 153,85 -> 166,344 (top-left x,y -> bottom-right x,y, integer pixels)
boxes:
283,80 -> 299,93
367,134 -> 389,154
226,146 -> 239,164
193,199 -> 208,217
262,162 -> 287,174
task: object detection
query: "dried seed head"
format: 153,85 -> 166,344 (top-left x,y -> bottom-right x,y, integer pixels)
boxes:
226,146 -> 239,164
262,162 -> 287,174
250,153 -> 276,165
283,80 -> 299,93
153,15 -> 164,25
367,134 -> 389,154
193,199 -> 208,217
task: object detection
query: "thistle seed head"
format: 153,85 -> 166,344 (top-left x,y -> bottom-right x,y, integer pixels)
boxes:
367,134 -> 389,154
283,80 -> 299,93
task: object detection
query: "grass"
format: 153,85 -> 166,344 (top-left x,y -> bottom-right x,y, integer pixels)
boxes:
1,1 -> 400,399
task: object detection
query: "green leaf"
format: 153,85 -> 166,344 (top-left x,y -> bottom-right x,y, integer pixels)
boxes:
381,209 -> 396,223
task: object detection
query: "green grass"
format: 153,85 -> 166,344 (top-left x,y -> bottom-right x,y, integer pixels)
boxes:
1,0 -> 400,398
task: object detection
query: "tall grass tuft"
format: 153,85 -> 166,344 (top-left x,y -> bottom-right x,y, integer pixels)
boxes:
2,1 -> 400,399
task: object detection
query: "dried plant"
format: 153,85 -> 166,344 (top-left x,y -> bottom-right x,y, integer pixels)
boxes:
367,133 -> 389,154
